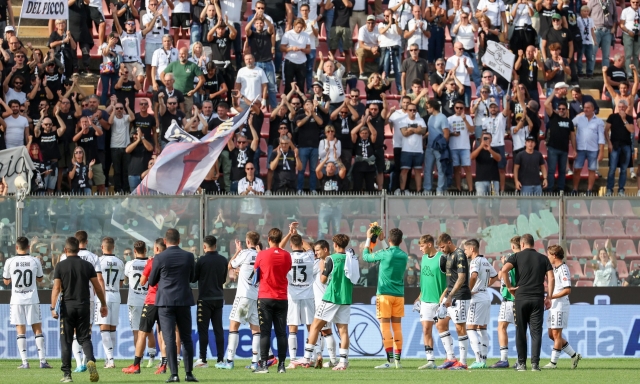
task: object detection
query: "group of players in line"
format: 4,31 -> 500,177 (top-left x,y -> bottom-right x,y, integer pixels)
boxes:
3,227 -> 582,374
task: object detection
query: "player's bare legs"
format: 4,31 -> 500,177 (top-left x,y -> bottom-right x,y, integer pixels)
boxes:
543,328 -> 581,369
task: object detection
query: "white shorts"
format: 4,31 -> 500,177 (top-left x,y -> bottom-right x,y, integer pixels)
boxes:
287,298 -> 315,326
419,302 -> 439,322
315,299 -> 332,331
447,299 -> 470,324
128,305 -> 144,331
315,301 -> 350,324
10,304 -> 41,325
547,308 -> 569,329
498,301 -> 514,324
467,300 -> 490,326
229,297 -> 259,326
95,301 -> 120,326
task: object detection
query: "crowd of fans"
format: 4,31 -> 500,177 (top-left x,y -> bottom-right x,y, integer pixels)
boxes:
0,0 -> 638,197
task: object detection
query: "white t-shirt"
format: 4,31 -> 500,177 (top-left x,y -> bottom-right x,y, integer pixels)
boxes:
511,123 -> 529,151
620,7 -> 640,32
147,0 -> 171,24
389,0 -> 416,29
482,113 -> 506,146
288,250 -> 315,300
173,0 -> 191,13
124,258 -> 149,307
141,12 -> 167,44
99,42 -> 124,65
378,22 -> 403,47
400,115 -> 426,153
594,260 -> 618,286
220,0 -> 242,22
456,24 -> 476,50
282,30 -> 311,64
351,0 -> 367,11
230,248 -> 259,300
5,89 -> 27,105
152,47 -> 179,80
405,18 -> 429,50
317,64 -> 346,103
120,31 -> 144,63
389,110 -> 408,148
89,0 -> 102,9
313,258 -> 326,302
110,115 -> 131,148
318,138 -> 342,162
469,255 -> 497,303
577,17 -> 594,45
3,255 -> 43,304
60,250 -> 102,301
4,115 -> 29,148
357,25 -> 380,50
512,3 -> 533,27
477,0 -> 507,27
447,114 -> 473,150
447,6 -> 470,37
236,66 -> 268,101
238,177 -> 265,215
99,255 -> 125,303
304,19 -> 319,49
473,98 -> 491,126
295,0 -> 322,20
445,55 -> 474,86
551,263 -> 571,308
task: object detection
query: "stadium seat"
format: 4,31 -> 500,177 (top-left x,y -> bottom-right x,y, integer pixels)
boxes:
575,280 -> 593,287
409,240 -> 422,256
612,200 -> 635,218
305,219 -> 319,239
421,219 -> 441,237
566,259 -> 585,280
389,200 -> 408,217
538,140 -> 548,157
258,157 -> 267,177
430,200 -> 452,217
453,199 -> 476,218
565,220 -> 580,239
603,219 -> 627,239
466,218 -> 481,237
399,219 -> 421,239
592,239 -> 608,253
445,219 -> 465,237
590,200 -> 612,218
407,199 -> 429,218
298,201 -> 316,218
566,199 -> 589,218
499,199 -> 520,219
630,260 -> 640,272
584,262 -> 595,280
569,239 -> 591,258
504,140 -> 513,159
533,239 -> 546,254
580,219 -> 604,239
351,219 -> 370,239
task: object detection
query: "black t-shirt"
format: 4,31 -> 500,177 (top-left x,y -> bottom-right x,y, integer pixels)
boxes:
517,58 -> 540,91
128,143 -> 150,176
248,30 -> 273,62
31,160 -> 53,192
294,113 -> 322,148
48,31 -> 73,59
562,7 -> 581,40
191,0 -> 205,24
153,89 -> 185,107
475,148 -> 499,182
505,248 -> 553,300
606,113 -> 633,148
353,137 -> 375,172
369,115 -> 385,149
429,71 -> 447,89
365,83 -> 391,104
54,256 -> 98,303
605,65 -> 627,91
237,112 -> 264,141
514,150 -> 545,186
319,173 -> 342,193
211,30 -> 232,61
77,129 -> 99,164
445,248 -> 471,300
544,28 -> 573,58
230,148 -> 255,181
44,72 -> 64,104
159,109 -> 186,141
133,113 -> 156,143
115,80 -> 136,109
38,130 -> 61,160
28,88 -> 50,120
333,116 -> 355,150
58,110 -> 78,143
208,116 -> 230,133
71,162 -> 91,190
202,72 -> 225,106
0,0 -> 8,23
269,149 -> 297,190
0,128 -> 5,150
265,0 -> 290,24
546,112 -> 574,152
438,90 -> 463,117
116,2 -> 135,27
538,6 -> 556,37
194,251 -> 228,300
527,108 -> 541,143
332,0 -> 352,28
269,114 -> 291,146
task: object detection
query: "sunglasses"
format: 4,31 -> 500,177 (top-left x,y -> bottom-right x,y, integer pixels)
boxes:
237,141 -> 247,144
167,102 -> 177,105
126,22 -> 136,26
482,76 -> 492,78
279,127 -> 288,130
407,109 -> 417,112
557,107 -> 567,111
454,107 -> 464,110
82,104 -> 89,107
246,167 -> 255,170
552,19 -> 561,22
326,129 -> 335,133
291,102 -> 300,105
42,123 -> 53,126
115,107 -> 123,110
409,49 -> 419,52
14,82 -> 23,85
74,151 -> 83,154
140,102 -> 148,105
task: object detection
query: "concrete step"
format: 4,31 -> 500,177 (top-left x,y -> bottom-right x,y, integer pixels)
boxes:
16,26 -> 49,38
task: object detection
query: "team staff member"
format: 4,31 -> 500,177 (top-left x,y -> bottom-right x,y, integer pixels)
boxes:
502,233 -> 554,371
148,229 -> 197,383
51,237 -> 107,383
363,228 -> 408,369
491,236 -> 519,368
193,235 -> 228,368
254,228 -> 292,374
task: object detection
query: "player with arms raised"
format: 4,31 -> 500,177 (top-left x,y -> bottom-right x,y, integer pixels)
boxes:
124,241 -> 153,364
3,236 -> 51,369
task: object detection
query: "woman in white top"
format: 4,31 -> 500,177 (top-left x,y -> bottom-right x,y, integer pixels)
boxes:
316,51 -> 346,112
509,0 -> 536,54
471,85 -> 492,142
318,125 -> 342,163
577,6 -> 596,78
189,41 -> 210,106
453,12 -> 480,86
300,3 -> 319,91
592,246 -> 619,287
281,18 -> 311,95
99,32 -> 124,106
510,112 -> 531,155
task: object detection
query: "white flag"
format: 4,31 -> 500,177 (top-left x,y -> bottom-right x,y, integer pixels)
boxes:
0,147 -> 35,194
20,0 -> 68,20
482,41 -> 516,82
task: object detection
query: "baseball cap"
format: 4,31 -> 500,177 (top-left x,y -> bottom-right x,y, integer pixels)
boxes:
488,101 -> 499,107
551,13 -> 561,20
367,15 -> 376,21
554,82 -> 569,89
515,113 -> 524,120
525,135 -> 536,141
312,81 -> 323,88
5,26 -> 14,33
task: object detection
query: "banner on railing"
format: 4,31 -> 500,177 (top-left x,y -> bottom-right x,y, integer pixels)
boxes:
20,0 -> 68,20
0,146 -> 34,194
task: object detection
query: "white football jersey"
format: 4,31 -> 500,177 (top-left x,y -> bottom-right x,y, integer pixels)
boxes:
552,263 -> 572,306
100,255 -> 125,303
469,256 -> 497,302
2,255 -> 44,304
288,250 -> 315,300
312,257 -> 326,300
124,258 -> 149,307
60,249 -> 102,301
230,248 -> 259,300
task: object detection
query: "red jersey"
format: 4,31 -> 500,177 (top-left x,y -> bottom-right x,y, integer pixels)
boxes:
143,257 -> 158,305
255,247 -> 292,300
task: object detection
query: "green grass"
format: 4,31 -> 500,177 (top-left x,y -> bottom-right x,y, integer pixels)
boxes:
0,359 -> 637,383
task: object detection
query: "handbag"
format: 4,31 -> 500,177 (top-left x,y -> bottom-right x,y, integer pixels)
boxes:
99,51 -> 123,74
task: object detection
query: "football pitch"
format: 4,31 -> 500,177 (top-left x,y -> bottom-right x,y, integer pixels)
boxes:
0,359 -> 636,383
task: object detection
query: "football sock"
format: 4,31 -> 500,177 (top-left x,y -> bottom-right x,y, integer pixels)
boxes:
550,348 -> 561,364
288,333 -> 297,360
439,332 -> 455,360
148,349 -> 157,358
466,329 -> 481,363
101,330 -> 114,360
425,346 -> 434,362
500,346 -> 509,362
226,331 -> 239,363
479,329 -> 489,363
339,348 -> 348,365
315,334 -> 323,357
381,322 -> 393,362
303,343 -> 315,361
134,356 -> 142,366
392,322 -> 403,361
252,333 -> 260,363
17,334 -> 27,363
161,357 -> 168,366
326,334 -> 337,362
35,334 -> 46,361
110,331 -> 117,353
72,337 -> 83,367
458,335 -> 469,365
562,342 -> 577,358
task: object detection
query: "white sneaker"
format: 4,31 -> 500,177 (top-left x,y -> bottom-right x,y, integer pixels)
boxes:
146,358 -> 155,368
359,74 -> 368,80
286,362 -> 296,369
541,362 -> 557,369
394,361 -> 402,369
104,360 -> 115,369
374,362 -> 392,369
394,188 -> 401,196
571,354 -> 581,369
566,169 -> 574,176
194,359 -> 209,368
418,361 -> 436,369
631,171 -> 637,180
323,360 -> 336,368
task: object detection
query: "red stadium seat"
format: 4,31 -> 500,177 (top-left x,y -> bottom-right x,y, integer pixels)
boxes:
399,219 -> 421,239
466,218 -> 481,237
352,219 -> 371,239
305,219 -> 319,239
569,239 -> 591,258
258,157 -> 267,178
613,200 -> 635,218
389,200 -> 408,217
584,262 -> 595,279
630,260 -> 640,272
575,280 -> 593,287
566,199 -> 589,218
566,260 -> 585,280
603,219 -> 627,239
445,219 -> 466,237
505,159 -> 513,178
566,220 -> 580,239
453,199 -> 476,218
504,140 -> 513,159
590,200 -> 612,218
538,140 -> 548,158
499,199 -> 520,218
298,201 -> 316,218
580,220 -> 604,239
430,200 -> 452,217
533,239 -> 546,254
407,199 -> 429,218
626,219 -> 640,237
421,219 -> 441,237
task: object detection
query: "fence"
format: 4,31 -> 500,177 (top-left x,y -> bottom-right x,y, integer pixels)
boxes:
4,193 -> 640,289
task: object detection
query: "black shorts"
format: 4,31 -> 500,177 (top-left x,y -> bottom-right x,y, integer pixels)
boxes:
171,13 -> 191,29
138,304 -> 159,333
89,7 -> 105,26
374,147 -> 385,174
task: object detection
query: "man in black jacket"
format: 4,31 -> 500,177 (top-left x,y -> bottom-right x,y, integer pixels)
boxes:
148,229 -> 197,382
193,235 -> 228,368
